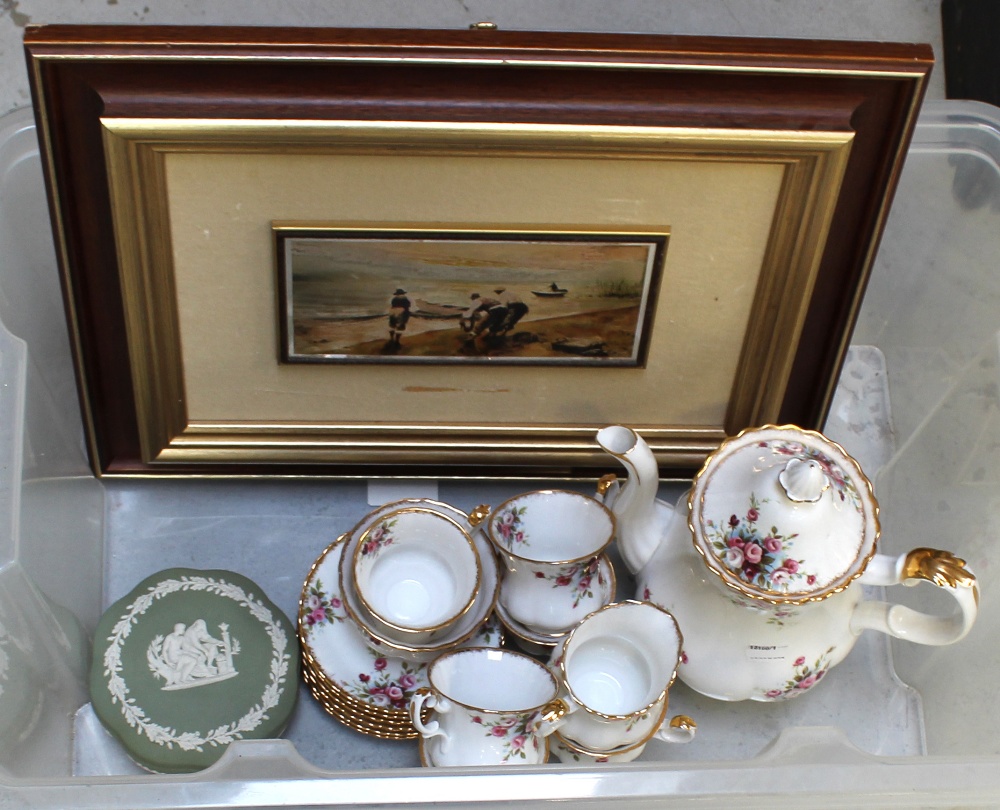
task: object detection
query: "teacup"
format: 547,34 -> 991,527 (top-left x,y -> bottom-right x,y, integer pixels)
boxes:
352,507 -> 480,645
409,647 -> 561,766
548,600 -> 696,752
486,490 -> 616,635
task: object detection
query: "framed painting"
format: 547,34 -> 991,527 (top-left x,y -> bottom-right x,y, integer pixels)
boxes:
275,226 -> 667,366
25,25 -> 932,477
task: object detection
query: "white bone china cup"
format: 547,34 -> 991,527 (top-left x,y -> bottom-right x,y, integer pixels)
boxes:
486,490 -> 616,635
352,507 -> 481,644
409,647 -> 562,766
547,600 -> 696,752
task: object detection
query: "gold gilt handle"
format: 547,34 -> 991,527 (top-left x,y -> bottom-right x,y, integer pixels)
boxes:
852,548 -> 979,646
902,547 -> 978,591
467,504 -> 491,529
595,473 -> 619,506
655,714 -> 697,744
536,698 -> 573,735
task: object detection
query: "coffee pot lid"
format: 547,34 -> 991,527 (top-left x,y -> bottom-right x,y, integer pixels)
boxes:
688,425 -> 880,605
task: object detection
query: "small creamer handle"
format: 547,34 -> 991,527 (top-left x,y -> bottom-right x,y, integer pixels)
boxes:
851,548 -> 979,645
653,714 -> 697,744
536,697 -> 576,737
595,474 -> 619,507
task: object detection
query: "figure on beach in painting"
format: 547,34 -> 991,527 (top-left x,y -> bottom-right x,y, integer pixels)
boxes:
496,289 -> 529,331
461,292 -> 501,343
461,289 -> 530,349
387,288 -> 412,348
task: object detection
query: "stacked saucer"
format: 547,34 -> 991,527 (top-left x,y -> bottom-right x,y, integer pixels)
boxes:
549,730 -> 650,765
299,500 -> 501,739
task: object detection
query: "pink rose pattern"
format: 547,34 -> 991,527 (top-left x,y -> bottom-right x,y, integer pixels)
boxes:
305,558 -> 435,711
767,441 -> 861,511
534,556 -> 604,609
764,646 -> 835,699
359,518 -> 397,559
470,711 -> 542,761
302,579 -> 346,631
493,505 -> 529,549
707,493 -> 808,592
346,658 -> 422,709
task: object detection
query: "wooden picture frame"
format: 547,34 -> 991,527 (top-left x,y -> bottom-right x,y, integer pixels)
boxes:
25,25 -> 932,478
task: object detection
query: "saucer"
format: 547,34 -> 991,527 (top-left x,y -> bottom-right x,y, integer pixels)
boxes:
549,730 -> 647,765
494,599 -> 566,651
337,499 -> 500,663
299,532 -> 500,739
301,661 -> 421,740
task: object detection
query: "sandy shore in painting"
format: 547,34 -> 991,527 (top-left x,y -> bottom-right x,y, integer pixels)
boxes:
297,305 -> 643,361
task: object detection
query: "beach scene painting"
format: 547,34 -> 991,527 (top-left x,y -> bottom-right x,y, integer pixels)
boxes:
276,228 -> 667,366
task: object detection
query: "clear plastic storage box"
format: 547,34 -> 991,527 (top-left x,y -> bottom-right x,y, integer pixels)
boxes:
1,99 -> 1000,807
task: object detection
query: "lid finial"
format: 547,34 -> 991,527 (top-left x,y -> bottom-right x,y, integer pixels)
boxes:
778,457 -> 829,503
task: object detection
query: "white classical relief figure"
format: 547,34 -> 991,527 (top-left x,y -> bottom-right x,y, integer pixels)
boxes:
148,618 -> 240,691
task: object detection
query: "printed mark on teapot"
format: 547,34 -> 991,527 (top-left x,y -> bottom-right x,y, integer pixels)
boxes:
147,619 -> 240,691
745,643 -> 791,662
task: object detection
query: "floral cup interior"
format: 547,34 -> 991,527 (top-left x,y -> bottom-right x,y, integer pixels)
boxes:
561,601 -> 681,716
429,648 -> 558,713
488,490 -> 615,563
353,508 -> 480,631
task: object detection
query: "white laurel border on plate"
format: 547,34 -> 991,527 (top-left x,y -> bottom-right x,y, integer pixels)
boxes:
102,575 -> 290,752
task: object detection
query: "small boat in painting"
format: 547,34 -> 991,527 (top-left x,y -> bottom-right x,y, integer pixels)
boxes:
412,299 -> 466,319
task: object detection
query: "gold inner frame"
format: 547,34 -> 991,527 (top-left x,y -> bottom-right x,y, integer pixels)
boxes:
100,118 -> 853,471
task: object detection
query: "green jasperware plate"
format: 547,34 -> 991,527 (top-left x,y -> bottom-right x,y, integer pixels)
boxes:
90,568 -> 298,773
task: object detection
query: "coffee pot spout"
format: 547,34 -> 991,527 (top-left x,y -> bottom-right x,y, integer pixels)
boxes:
596,426 -> 668,575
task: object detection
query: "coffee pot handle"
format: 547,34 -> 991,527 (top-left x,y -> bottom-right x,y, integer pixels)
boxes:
851,548 -> 979,645
653,714 -> 697,744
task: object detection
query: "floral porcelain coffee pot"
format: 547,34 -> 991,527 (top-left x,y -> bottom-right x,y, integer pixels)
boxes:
596,424 -> 979,702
